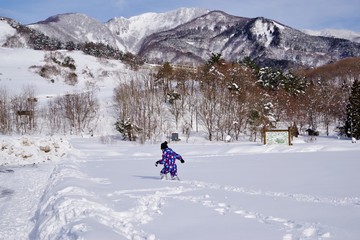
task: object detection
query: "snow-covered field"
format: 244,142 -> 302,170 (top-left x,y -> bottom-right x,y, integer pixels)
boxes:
0,43 -> 360,239
1,135 -> 359,240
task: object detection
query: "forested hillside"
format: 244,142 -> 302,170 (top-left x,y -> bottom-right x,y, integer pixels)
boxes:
112,55 -> 360,142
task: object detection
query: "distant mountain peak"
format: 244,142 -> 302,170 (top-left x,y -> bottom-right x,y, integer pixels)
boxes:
29,12 -> 126,51
35,13 -> 91,24
106,7 -> 209,52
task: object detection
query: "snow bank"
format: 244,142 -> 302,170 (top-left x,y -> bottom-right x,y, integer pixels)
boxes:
0,136 -> 71,166
29,154 -> 157,240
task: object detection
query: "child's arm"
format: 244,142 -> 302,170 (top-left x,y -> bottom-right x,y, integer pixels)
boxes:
175,153 -> 185,163
155,153 -> 166,166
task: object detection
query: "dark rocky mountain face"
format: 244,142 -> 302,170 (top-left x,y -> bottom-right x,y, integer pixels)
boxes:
138,11 -> 360,69
138,11 -> 250,65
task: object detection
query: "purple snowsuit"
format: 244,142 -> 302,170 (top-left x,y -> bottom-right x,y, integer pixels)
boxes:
158,147 -> 183,178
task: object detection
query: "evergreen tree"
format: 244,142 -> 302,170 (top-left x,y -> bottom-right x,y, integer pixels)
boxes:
345,80 -> 360,139
115,118 -> 142,141
207,53 -> 224,66
240,56 -> 259,72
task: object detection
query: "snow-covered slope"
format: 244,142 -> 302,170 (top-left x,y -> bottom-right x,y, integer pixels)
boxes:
0,47 -> 144,136
0,19 -> 16,46
106,7 -> 208,53
302,28 -> 360,43
27,8 -> 208,53
0,47 -> 119,96
28,13 -> 127,51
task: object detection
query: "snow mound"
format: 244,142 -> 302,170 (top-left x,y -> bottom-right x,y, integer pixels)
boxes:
0,136 -> 71,166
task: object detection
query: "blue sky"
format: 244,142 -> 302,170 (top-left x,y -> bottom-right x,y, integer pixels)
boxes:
1,0 -> 360,31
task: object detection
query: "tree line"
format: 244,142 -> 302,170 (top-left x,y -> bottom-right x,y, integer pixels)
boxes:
113,55 -> 360,142
1,52 -> 359,141
3,19 -> 144,70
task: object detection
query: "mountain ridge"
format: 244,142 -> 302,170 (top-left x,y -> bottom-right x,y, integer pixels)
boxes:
1,8 -> 360,69
138,11 -> 360,68
105,7 -> 209,52
29,13 -> 126,51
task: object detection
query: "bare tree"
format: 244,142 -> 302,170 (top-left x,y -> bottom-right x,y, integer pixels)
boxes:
46,97 -> 66,134
0,87 -> 11,134
11,85 -> 38,134
113,74 -> 167,142
196,60 -> 225,141
55,89 -> 99,134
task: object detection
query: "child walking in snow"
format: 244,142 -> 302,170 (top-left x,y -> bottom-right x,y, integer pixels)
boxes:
155,141 -> 185,180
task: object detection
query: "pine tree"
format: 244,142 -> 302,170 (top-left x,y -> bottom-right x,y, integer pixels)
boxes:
345,80 -> 360,139
115,118 -> 142,141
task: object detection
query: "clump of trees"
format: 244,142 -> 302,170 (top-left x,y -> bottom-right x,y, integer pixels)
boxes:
0,85 -> 99,135
297,57 -> 360,136
37,52 -> 78,85
113,75 -> 170,143
46,90 -> 99,135
112,54 -> 284,142
113,55 -> 360,142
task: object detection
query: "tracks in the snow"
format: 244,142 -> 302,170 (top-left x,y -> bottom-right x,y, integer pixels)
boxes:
107,179 -> 358,239
28,162 -> 359,239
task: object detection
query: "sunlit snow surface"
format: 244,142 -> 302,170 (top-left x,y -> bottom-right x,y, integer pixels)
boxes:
1,136 -> 360,240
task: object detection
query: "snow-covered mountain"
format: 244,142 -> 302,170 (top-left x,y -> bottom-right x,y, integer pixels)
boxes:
2,8 -> 360,69
28,13 -> 127,51
106,8 -> 209,53
138,10 -> 250,64
302,28 -> 360,43
138,11 -> 360,68
27,8 -> 208,53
